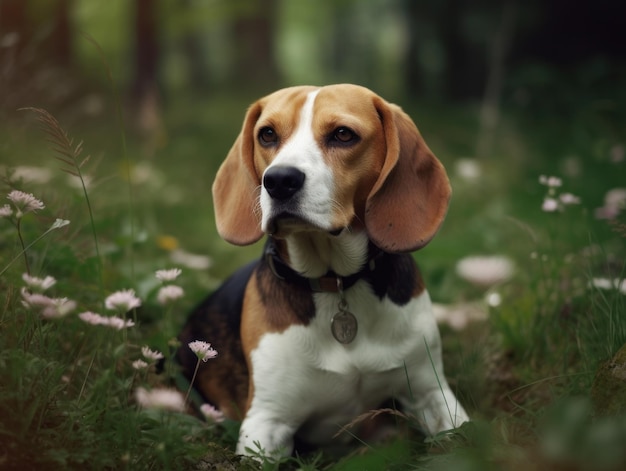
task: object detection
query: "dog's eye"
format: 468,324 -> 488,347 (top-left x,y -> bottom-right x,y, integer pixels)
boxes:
258,127 -> 278,146
330,127 -> 358,146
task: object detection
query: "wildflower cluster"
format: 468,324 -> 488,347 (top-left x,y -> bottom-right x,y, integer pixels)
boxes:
539,175 -> 580,212
78,289 -> 141,330
78,311 -> 135,330
132,346 -> 165,370
20,273 -> 77,319
155,267 -> 184,305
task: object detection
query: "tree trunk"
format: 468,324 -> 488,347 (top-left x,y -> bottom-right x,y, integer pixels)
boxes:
231,0 -> 279,88
132,0 -> 160,102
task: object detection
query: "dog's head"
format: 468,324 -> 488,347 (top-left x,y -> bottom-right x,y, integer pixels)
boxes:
212,84 -> 450,253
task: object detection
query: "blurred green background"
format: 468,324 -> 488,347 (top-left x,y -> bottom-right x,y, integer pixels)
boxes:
1,0 -> 624,306
2,0 -> 624,284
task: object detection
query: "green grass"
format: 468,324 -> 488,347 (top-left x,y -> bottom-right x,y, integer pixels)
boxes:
1,88 -> 625,470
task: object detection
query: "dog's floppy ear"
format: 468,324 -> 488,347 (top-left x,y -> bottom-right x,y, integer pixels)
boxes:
212,102 -> 264,245
365,99 -> 451,253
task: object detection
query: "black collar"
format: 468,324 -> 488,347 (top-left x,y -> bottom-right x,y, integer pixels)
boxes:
263,238 -> 383,293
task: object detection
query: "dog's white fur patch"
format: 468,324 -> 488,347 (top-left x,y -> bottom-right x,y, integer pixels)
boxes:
237,285 -> 468,455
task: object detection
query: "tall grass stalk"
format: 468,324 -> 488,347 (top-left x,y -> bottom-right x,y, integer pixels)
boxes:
82,32 -> 137,288
21,107 -> 104,300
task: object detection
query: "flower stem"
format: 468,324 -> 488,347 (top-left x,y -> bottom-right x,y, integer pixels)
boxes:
184,358 -> 201,407
15,218 -> 31,275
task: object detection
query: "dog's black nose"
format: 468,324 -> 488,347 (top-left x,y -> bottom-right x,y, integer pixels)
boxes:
263,166 -> 305,200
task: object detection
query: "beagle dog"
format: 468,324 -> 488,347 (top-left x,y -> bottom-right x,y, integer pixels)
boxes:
177,84 -> 469,457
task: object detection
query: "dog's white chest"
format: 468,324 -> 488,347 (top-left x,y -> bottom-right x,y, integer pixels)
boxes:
247,285 -> 439,444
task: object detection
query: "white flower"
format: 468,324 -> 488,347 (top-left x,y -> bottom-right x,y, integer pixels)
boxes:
134,387 -> 185,412
21,287 -> 75,319
542,197 -> 559,212
41,297 -> 76,319
7,190 -> 45,218
106,316 -> 136,330
22,273 -> 56,292
559,193 -> 580,205
589,278 -> 626,295
454,158 -> 481,181
605,188 -> 626,208
21,288 -> 53,308
141,346 -> 164,362
609,144 -> 624,163
170,249 -> 211,270
78,311 -> 135,330
155,268 -> 182,282
485,291 -> 503,307
200,403 -> 225,423
539,175 -> 562,188
188,340 -> 218,362
132,359 -> 149,370
594,188 -> 626,220
11,166 -> 54,184
432,302 -> 488,331
456,255 -> 515,287
105,289 -> 141,312
50,218 -> 70,230
157,285 -> 184,305
0,204 -> 12,217
78,311 -> 107,326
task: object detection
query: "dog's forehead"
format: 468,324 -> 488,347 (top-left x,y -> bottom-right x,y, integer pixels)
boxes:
314,84 -> 377,114
258,85 -> 378,127
259,86 -> 315,117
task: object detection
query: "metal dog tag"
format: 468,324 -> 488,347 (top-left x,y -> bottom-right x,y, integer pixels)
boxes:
331,309 -> 358,344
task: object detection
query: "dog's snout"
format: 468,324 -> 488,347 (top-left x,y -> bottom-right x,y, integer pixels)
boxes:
263,166 -> 305,200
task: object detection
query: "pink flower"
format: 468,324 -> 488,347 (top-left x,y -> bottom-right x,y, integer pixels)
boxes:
78,311 -> 135,330
542,197 -> 559,212
200,404 -> 225,423
132,359 -> 149,370
22,273 -> 56,292
559,193 -> 580,205
135,387 -> 185,412
106,316 -> 136,330
141,346 -> 164,362
20,287 -> 53,308
595,188 -> 626,220
105,289 -> 141,313
539,175 -> 562,188
170,249 -> 211,270
456,255 -> 515,287
21,288 -> 75,319
155,268 -> 182,282
41,297 -> 76,319
157,285 -> 184,305
78,311 -> 106,326
0,204 -> 12,218
188,340 -> 218,362
7,190 -> 45,218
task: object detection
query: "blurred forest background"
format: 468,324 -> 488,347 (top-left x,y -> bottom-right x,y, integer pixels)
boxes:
1,0 -> 625,303
1,0 -> 623,130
